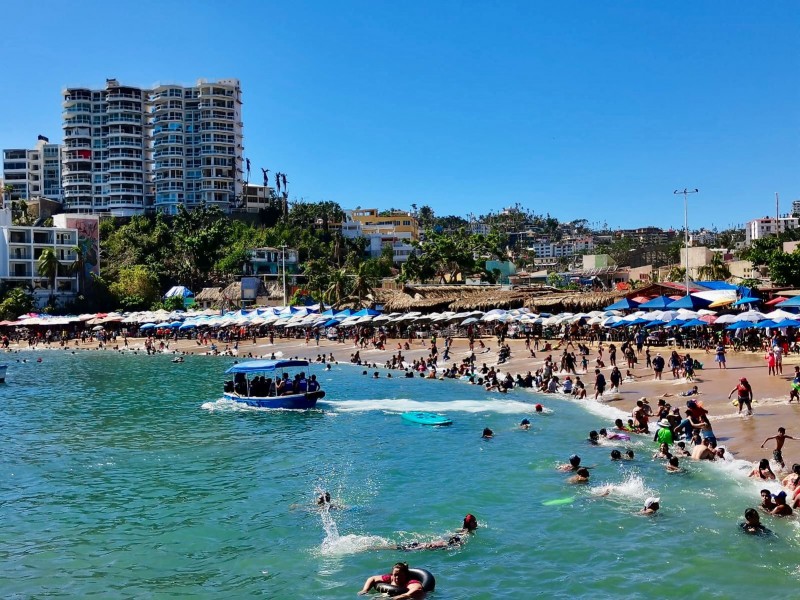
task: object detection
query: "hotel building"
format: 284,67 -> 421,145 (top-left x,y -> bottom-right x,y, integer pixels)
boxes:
2,137 -> 63,202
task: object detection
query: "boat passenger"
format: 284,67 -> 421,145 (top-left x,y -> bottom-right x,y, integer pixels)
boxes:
307,375 -> 320,393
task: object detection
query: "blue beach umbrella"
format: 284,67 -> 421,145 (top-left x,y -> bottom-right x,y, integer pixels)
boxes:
777,296 -> 800,308
170,321 -> 183,328
323,319 -> 341,328
725,321 -> 751,330
773,319 -> 800,328
604,298 -> 641,311
352,308 -> 381,317
663,319 -> 687,327
639,296 -> 674,309
680,319 -> 707,328
733,297 -> 761,306
140,323 -> 156,330
179,322 -> 196,330
627,318 -> 651,326
645,320 -> 665,328
666,295 -> 713,310
754,320 -> 778,329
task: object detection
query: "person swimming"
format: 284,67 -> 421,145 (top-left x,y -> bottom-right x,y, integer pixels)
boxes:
558,454 -> 582,471
520,419 -> 531,430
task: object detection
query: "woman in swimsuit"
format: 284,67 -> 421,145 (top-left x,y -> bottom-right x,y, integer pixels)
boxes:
748,459 -> 776,480
359,562 -> 424,599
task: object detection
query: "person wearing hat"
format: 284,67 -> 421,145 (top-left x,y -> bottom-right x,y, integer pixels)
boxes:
641,497 -> 660,515
654,418 -> 674,446
728,377 -> 754,416
770,491 -> 793,517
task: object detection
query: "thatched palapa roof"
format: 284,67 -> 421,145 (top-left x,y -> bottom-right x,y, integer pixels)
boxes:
375,285 -> 624,313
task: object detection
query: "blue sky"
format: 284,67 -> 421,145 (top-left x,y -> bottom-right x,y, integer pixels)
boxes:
1,1 -> 797,230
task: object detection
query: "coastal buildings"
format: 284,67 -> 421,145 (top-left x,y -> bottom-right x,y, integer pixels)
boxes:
341,208 -> 419,263
62,80 -> 149,215
2,137 -> 63,202
61,78 -> 243,216
745,216 -> 800,244
150,79 -> 243,214
0,204 -> 80,306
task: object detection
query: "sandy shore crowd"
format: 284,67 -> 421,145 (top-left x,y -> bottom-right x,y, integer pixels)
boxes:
7,332 -> 800,466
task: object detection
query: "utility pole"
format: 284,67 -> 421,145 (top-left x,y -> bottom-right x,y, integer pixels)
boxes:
776,192 -> 780,235
280,243 -> 287,306
674,188 -> 699,296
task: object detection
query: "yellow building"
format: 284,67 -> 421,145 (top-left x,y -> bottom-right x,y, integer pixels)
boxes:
345,209 -> 419,240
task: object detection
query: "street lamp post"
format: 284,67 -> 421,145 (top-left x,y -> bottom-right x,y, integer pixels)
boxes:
280,243 -> 288,306
673,188 -> 699,296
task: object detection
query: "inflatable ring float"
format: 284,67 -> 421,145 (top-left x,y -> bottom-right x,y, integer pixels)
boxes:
375,568 -> 436,596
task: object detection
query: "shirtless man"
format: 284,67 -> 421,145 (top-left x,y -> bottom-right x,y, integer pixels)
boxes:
761,427 -> 796,469
691,438 -> 716,460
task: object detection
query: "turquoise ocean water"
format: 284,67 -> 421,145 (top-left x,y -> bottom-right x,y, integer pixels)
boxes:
1,350 -> 799,598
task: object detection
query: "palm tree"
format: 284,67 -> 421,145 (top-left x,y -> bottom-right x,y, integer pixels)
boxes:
666,266 -> 686,283
351,262 -> 377,303
37,248 -> 61,303
69,245 -> 86,294
323,268 -> 350,306
696,252 -> 731,281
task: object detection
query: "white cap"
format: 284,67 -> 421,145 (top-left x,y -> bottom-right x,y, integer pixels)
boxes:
645,497 -> 660,508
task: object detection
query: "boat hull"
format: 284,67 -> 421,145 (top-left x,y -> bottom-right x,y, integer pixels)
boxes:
223,390 -> 325,409
401,411 -> 453,426
0,365 -> 6,383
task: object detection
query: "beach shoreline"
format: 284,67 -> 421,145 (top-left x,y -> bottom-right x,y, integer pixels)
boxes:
5,333 -> 800,466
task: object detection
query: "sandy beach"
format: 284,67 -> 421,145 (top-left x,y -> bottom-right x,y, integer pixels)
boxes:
7,332 -> 800,466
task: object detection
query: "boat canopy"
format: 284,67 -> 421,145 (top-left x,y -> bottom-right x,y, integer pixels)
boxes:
225,359 -> 310,374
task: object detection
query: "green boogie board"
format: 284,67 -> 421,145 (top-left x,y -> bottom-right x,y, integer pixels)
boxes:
401,411 -> 453,426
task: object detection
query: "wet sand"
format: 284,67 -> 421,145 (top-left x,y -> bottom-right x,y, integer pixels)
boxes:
8,333 -> 800,466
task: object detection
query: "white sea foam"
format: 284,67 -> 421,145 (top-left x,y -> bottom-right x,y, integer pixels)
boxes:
591,472 -> 654,502
317,505 -> 388,556
323,398 -> 542,415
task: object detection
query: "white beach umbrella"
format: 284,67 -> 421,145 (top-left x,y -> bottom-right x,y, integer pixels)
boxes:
733,310 -> 766,323
765,309 -> 798,321
714,314 -> 737,324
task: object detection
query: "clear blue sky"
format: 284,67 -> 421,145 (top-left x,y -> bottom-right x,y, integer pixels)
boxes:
1,1 -> 797,230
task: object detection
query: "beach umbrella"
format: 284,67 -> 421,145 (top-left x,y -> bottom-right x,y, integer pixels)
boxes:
352,308 -> 381,317
91,325 -> 104,331
733,310 -> 766,322
627,318 -> 651,326
708,297 -> 735,309
604,298 -> 641,311
663,319 -> 687,327
323,319 -> 340,327
754,320 -> 778,329
765,297 -> 788,306
765,309 -> 798,321
776,296 -> 800,308
639,296 -> 674,309
179,322 -> 196,330
773,318 -> 800,328
170,321 -> 183,328
725,321 -> 751,330
733,297 -> 761,307
714,314 -> 737,324
666,295 -> 713,310
680,319 -> 707,328
644,320 -> 665,328
140,323 -> 156,330
699,314 -> 718,324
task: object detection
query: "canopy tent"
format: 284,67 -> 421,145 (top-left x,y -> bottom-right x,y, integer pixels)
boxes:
164,285 -> 194,299
638,296 -> 674,310
776,295 -> 800,308
604,298 -> 641,311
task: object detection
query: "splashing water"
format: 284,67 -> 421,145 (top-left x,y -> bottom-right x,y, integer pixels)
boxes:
317,505 -> 388,556
591,471 -> 654,501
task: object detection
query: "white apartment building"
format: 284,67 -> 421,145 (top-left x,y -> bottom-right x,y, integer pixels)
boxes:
3,137 -> 63,202
0,205 -> 79,306
62,78 -> 244,216
526,236 -> 594,259
150,79 -> 243,214
745,216 -> 800,245
792,199 -> 800,216
690,228 -> 718,247
62,80 -> 149,215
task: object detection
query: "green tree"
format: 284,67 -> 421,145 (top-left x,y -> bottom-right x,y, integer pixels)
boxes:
666,266 -> 687,282
171,204 -> 231,289
742,237 -> 781,267
0,287 -> 34,320
323,268 -> 350,306
768,251 -> 800,286
109,265 -> 161,311
37,248 -> 61,302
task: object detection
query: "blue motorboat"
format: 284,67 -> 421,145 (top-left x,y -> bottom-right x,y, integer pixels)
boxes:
223,359 -> 324,409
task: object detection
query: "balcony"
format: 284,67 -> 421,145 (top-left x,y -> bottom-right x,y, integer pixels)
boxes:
106,114 -> 143,126
62,164 -> 92,175
64,89 -> 92,102
106,90 -> 142,100
153,149 -> 184,158
107,138 -> 142,149
63,187 -> 93,198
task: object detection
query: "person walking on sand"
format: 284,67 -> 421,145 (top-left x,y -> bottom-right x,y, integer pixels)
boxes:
714,341 -> 727,369
728,377 -> 753,415
652,353 -> 665,380
761,427 -> 797,470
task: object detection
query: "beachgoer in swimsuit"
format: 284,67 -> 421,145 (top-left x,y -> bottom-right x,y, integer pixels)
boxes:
761,427 -> 796,469
359,562 -> 424,598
